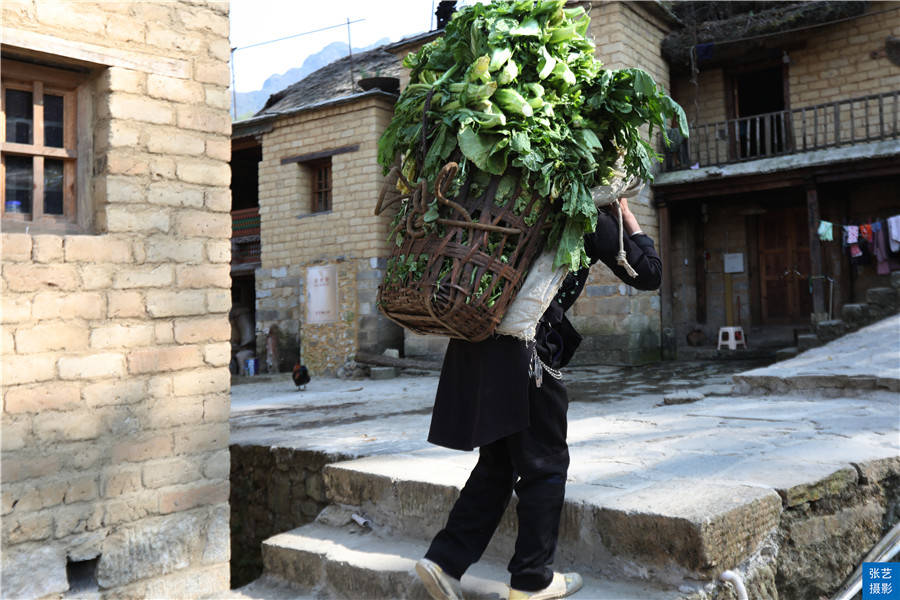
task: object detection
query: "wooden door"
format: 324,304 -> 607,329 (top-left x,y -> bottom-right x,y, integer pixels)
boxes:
759,206 -> 812,323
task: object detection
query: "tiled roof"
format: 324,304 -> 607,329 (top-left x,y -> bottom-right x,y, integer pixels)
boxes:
255,30 -> 441,117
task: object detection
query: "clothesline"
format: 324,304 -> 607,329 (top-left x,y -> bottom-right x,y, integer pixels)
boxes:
818,214 -> 900,275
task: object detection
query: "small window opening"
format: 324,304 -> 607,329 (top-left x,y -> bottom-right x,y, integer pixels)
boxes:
65,556 -> 100,596
308,157 -> 332,213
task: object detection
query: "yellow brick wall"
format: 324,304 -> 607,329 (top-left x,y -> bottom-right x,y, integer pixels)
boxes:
577,1 -> 673,362
255,96 -> 401,373
0,2 -> 231,597
789,3 -> 900,105
671,3 -> 900,138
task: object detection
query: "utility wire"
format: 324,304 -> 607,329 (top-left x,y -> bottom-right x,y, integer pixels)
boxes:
230,18 -> 366,119
232,19 -> 365,52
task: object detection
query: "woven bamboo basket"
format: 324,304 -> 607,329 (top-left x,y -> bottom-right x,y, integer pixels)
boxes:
374,162 -> 553,342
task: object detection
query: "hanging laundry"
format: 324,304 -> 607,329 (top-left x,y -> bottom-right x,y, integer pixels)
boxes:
859,223 -> 873,243
873,221 -> 892,275
887,215 -> 900,253
844,225 -> 859,245
817,220 -> 834,241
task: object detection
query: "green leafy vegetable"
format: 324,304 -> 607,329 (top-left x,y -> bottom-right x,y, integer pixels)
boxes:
377,0 -> 688,271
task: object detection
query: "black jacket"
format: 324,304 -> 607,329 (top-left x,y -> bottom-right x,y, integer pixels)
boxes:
427,209 -> 662,451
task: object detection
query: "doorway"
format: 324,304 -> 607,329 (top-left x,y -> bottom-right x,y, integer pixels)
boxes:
758,205 -> 812,323
730,64 -> 789,159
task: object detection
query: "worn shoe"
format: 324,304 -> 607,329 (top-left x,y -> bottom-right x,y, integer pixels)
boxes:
415,558 -> 464,600
508,572 -> 584,600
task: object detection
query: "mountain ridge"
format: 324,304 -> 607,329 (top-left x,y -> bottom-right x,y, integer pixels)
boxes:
234,37 -> 391,120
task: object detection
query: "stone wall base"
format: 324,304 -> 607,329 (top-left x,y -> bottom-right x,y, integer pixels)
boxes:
229,445 -> 350,588
685,458 -> 900,600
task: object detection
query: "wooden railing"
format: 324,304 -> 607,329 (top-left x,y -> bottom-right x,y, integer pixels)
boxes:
231,206 -> 260,265
663,90 -> 900,171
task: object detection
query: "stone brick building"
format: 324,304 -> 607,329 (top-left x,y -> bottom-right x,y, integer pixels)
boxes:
231,33 -> 441,375
1,1 -> 232,597
654,1 -> 900,355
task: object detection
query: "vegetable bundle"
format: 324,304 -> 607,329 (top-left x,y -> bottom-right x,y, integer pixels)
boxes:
377,0 -> 688,272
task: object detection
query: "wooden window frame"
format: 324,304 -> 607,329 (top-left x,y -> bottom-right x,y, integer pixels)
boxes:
1,59 -> 79,225
309,157 -> 332,213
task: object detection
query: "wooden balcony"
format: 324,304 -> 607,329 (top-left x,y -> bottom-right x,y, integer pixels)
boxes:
231,206 -> 260,268
663,90 -> 900,172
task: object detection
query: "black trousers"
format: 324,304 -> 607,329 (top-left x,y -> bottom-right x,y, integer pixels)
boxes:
424,375 -> 570,591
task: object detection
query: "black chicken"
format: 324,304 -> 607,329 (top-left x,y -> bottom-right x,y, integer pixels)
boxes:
292,362 -> 310,390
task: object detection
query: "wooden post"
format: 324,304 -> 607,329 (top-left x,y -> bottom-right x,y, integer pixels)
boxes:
694,203 -> 706,324
724,273 -> 734,326
806,182 -> 826,320
658,200 -> 676,360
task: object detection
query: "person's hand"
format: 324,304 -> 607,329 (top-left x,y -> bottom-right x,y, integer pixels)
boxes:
619,197 -> 641,235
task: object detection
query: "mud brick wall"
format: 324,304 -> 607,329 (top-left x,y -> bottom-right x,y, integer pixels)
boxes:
1,1 -> 232,597
229,445 -> 347,588
255,97 -> 402,374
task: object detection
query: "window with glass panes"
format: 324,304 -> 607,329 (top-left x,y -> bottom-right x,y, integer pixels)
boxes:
309,158 -> 332,213
1,60 -> 80,224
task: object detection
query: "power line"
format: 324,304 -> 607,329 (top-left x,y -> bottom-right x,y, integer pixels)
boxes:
230,18 -> 366,119
232,19 -> 365,53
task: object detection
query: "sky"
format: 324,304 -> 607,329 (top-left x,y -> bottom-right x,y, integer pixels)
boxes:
229,0 -> 466,93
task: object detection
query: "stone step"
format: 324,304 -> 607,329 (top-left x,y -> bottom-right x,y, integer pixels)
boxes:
866,287 -> 899,317
840,302 -> 870,327
796,333 -> 821,351
774,346 -> 800,361
322,455 -> 781,585
733,315 -> 900,394
261,516 -> 685,600
212,575 -> 318,600
814,319 -> 848,343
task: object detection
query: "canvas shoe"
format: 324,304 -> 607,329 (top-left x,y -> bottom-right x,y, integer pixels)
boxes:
508,572 -> 584,600
415,558 -> 464,600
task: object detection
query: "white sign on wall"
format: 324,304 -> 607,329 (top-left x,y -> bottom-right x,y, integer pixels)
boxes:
307,264 -> 338,323
724,253 -> 745,274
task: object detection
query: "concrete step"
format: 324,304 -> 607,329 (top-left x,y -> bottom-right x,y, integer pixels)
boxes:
322,455 -> 781,586
261,516 -> 685,600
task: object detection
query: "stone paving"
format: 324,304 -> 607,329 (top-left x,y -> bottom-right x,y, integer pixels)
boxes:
229,315 -> 900,598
